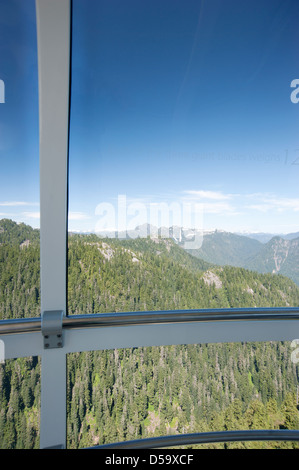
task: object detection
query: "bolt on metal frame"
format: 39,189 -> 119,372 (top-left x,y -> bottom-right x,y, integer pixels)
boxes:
0,0 -> 298,449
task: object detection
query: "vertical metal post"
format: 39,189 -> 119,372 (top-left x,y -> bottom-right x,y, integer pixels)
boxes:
36,0 -> 71,449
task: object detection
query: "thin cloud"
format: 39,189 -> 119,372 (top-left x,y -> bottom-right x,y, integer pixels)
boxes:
68,211 -> 90,221
268,197 -> 299,212
245,195 -> 299,212
183,190 -> 233,200
22,211 -> 40,219
0,201 -> 39,207
245,204 -> 272,213
201,201 -> 238,214
22,211 -> 91,222
181,190 -> 237,215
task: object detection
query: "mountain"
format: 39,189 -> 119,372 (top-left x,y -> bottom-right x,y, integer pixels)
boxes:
184,230 -> 299,286
186,230 -> 263,267
282,231 -> 299,241
68,234 -> 299,313
0,219 -> 39,245
244,236 -> 299,286
95,223 -> 204,248
236,232 -> 281,244
2,219 -> 299,319
3,217 -> 299,286
236,231 -> 299,243
95,223 -> 299,245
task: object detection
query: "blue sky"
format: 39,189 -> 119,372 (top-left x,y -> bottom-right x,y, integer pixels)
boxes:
1,0 -> 299,235
0,0 -> 39,224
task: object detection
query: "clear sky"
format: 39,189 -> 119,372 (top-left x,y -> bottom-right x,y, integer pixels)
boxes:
0,0 -> 39,225
1,0 -> 299,235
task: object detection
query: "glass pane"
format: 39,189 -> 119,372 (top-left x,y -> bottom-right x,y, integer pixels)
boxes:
0,0 -> 40,320
0,356 -> 40,449
68,0 -> 299,315
67,342 -> 299,449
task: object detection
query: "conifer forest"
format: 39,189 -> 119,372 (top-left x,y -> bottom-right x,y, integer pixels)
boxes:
1,219 -> 299,449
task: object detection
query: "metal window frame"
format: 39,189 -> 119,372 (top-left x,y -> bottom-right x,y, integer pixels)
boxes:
0,0 -> 298,449
36,0 -> 70,449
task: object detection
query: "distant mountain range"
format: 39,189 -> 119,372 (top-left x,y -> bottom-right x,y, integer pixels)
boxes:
187,231 -> 299,286
244,236 -> 299,285
2,218 -> 299,286
186,231 -> 262,267
93,223 -> 299,286
93,222 -> 299,244
236,231 -> 299,243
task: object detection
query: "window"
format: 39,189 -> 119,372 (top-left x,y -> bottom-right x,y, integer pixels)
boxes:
1,0 -> 299,450
0,0 -> 39,320
68,0 -> 299,314
0,1 -> 40,450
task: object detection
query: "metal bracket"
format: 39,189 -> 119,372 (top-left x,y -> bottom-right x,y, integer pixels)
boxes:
41,311 -> 64,349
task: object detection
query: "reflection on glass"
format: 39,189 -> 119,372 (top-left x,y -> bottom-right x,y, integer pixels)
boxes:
0,356 -> 40,449
67,342 -> 299,449
68,0 -> 299,315
0,0 -> 40,320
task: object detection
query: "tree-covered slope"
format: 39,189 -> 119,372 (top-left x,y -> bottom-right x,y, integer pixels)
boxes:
187,231 -> 262,267
244,236 -> 299,286
0,221 -> 299,449
0,219 -> 39,246
186,230 -> 299,286
67,235 -> 299,316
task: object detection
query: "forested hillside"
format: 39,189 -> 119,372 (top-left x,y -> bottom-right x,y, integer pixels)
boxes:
186,229 -> 299,286
0,220 -> 299,449
187,230 -> 262,267
244,236 -> 299,286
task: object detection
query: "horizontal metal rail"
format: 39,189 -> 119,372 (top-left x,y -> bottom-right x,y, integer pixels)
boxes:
1,307 -> 299,335
87,429 -> 299,449
0,317 -> 42,335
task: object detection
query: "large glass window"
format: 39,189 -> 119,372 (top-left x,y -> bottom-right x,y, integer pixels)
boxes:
68,0 -> 299,315
0,1 -> 40,450
66,2 -> 299,448
0,0 -> 40,321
